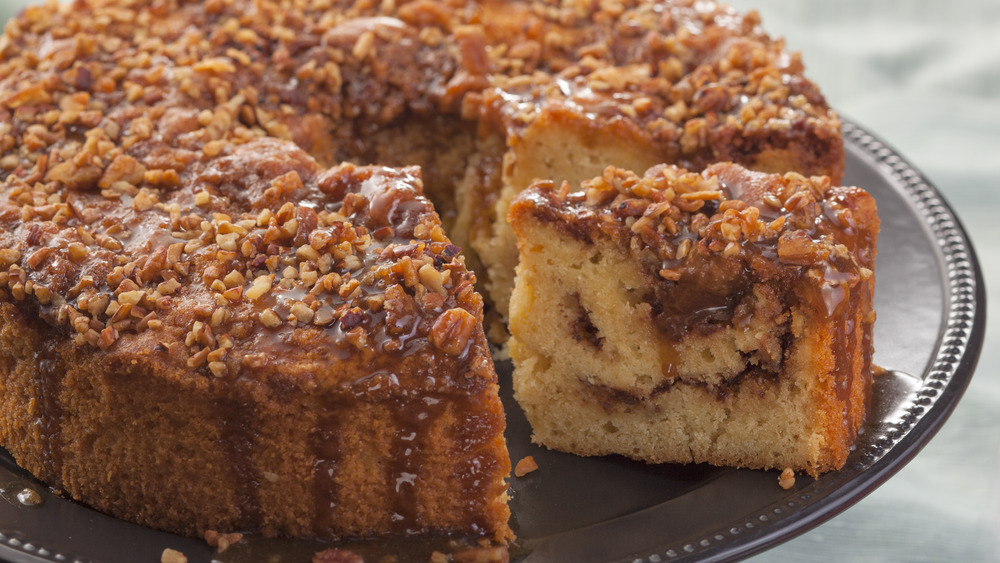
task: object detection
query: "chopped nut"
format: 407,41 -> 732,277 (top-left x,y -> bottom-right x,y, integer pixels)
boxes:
245,274 -> 273,300
658,268 -> 682,281
0,248 -> 21,268
26,247 -> 54,269
211,307 -> 230,328
67,242 -> 89,262
187,347 -> 210,368
208,361 -> 227,377
161,548 -> 187,563
290,301 -> 314,324
222,286 -> 243,301
157,279 -> 181,295
223,269 -> 245,288
99,326 -> 118,349
300,269 -> 319,287
514,455 -> 538,477
259,308 -> 281,328
418,263 -> 447,294
778,467 -> 795,490
341,254 -> 362,271
216,233 -> 239,251
338,278 -> 361,300
204,530 -> 244,554
776,230 -> 825,265
352,30 -> 376,59
313,305 -> 335,326
429,308 -> 476,356
133,190 -> 155,211
118,290 -> 146,306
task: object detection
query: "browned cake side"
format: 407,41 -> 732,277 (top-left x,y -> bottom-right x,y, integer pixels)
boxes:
0,157 -> 512,541
508,163 -> 878,476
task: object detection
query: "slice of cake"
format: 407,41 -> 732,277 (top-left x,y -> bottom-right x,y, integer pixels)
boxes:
507,162 -> 878,476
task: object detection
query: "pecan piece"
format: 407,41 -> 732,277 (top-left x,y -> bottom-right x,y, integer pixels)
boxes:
429,308 -> 476,356
776,230 -> 827,265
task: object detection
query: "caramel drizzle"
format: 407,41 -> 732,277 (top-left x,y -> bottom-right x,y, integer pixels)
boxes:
387,393 -> 447,535
312,401 -> 343,537
214,397 -> 262,529
34,339 -> 64,482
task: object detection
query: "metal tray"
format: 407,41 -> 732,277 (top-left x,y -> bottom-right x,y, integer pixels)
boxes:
0,119 -> 986,563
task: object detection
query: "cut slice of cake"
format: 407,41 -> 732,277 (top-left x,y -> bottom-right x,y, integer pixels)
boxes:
507,162 -> 878,476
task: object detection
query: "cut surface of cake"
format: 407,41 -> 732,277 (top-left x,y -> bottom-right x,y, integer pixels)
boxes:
508,163 -> 878,476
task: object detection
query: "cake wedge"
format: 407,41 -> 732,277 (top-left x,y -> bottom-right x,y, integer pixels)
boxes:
508,163 -> 878,476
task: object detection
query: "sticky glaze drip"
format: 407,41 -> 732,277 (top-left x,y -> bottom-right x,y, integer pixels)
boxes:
35,348 -> 63,482
214,398 -> 262,529
387,393 -> 447,534
312,402 -> 343,537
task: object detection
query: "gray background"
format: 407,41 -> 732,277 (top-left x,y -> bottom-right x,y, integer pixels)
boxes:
1,0 -> 998,561
727,1 -> 1000,561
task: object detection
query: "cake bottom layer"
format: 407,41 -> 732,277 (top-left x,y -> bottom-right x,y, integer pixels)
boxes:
0,301 -> 511,541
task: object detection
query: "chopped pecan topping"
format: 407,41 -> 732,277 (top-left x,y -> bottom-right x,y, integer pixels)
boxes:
0,0 -> 840,396
512,162 -> 876,323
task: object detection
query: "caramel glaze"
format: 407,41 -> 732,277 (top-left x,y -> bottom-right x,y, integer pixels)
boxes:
215,397 -> 263,530
510,162 -> 878,406
34,334 -> 64,481
0,0 -> 848,543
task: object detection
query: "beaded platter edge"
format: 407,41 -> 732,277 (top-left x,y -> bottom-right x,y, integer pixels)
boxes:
626,118 -> 983,563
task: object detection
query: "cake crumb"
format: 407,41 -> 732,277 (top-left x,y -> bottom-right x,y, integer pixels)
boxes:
161,548 -> 187,563
452,546 -> 510,562
514,455 -> 538,477
778,467 -> 796,490
204,529 -> 244,553
312,548 -> 364,563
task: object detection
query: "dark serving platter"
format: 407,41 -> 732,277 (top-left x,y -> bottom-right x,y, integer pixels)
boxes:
0,119 -> 986,563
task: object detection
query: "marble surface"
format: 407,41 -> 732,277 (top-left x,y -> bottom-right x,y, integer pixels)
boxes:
1,1 -> 997,561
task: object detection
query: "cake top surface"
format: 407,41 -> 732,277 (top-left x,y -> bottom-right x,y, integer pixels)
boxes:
0,0 -> 841,387
510,162 -> 879,320
0,143 -> 491,391
0,0 -> 841,168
